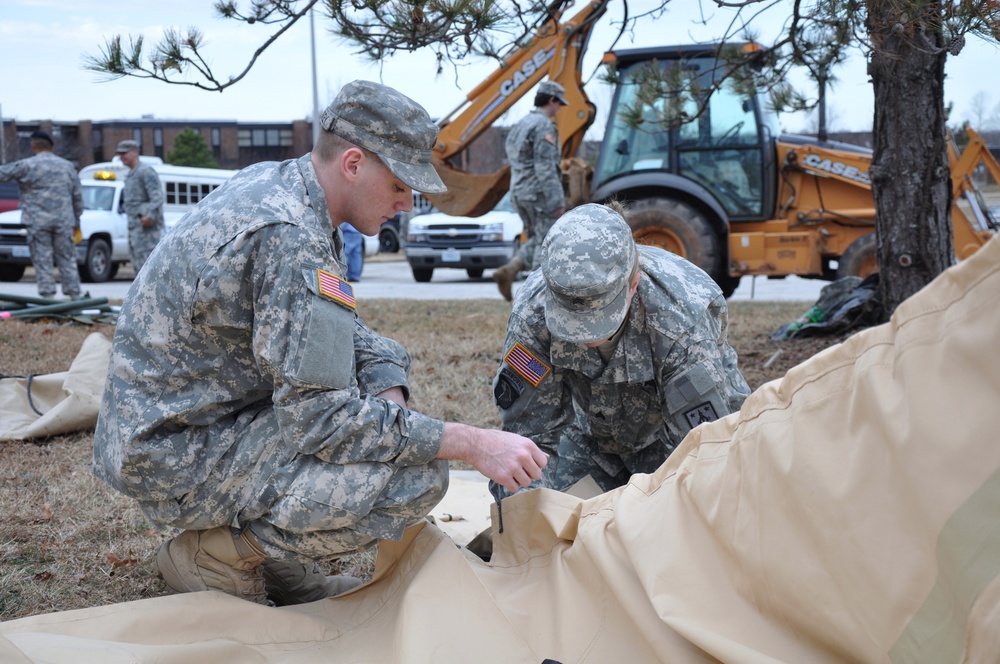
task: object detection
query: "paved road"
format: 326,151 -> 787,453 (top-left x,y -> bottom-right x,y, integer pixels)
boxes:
0,254 -> 826,303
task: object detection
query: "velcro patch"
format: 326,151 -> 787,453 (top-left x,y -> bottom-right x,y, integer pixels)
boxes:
494,367 -> 525,409
317,269 -> 356,310
684,401 -> 719,429
503,342 -> 550,387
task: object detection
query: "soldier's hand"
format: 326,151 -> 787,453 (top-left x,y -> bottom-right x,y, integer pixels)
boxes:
140,216 -> 154,228
438,423 -> 547,494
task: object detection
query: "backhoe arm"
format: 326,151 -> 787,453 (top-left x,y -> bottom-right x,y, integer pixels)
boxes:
428,0 -> 609,217
947,128 -> 999,258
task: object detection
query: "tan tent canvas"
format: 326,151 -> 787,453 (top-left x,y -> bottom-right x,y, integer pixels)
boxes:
0,332 -> 111,441
3,234 -> 1000,663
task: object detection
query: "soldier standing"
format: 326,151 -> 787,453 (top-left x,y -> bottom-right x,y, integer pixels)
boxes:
491,203 -> 750,498
93,80 -> 547,608
115,140 -> 164,273
0,130 -> 83,299
492,80 -> 568,301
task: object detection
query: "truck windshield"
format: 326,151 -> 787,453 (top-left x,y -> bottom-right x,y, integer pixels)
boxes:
82,185 -> 115,212
594,54 -> 766,217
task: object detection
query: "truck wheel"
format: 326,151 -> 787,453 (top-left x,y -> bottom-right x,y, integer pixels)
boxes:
625,197 -> 733,294
466,268 -> 484,279
838,233 -> 878,280
412,267 -> 434,282
80,238 -> 113,283
0,264 -> 26,282
380,226 -> 400,253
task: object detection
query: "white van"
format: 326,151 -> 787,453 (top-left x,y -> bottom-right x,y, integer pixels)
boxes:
0,157 -> 236,283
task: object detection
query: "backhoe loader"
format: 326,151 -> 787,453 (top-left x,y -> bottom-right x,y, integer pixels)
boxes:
427,0 -> 998,296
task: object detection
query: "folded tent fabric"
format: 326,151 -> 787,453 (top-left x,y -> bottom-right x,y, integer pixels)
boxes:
0,332 -> 111,441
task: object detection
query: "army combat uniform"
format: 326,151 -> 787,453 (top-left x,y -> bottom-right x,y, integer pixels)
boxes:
0,148 -> 82,298
93,154 -> 449,562
493,216 -> 750,495
505,108 -> 564,270
121,160 -> 165,273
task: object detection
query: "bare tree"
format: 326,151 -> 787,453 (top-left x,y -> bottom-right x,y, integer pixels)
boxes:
83,0 -> 552,91
969,90 -> 991,130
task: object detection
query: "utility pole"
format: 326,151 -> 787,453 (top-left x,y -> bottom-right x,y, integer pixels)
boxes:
310,9 -> 320,149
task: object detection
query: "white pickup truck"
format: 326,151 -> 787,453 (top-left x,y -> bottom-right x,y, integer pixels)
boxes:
0,157 -> 235,283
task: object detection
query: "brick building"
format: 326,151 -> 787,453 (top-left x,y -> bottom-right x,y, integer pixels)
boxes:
0,116 -> 316,170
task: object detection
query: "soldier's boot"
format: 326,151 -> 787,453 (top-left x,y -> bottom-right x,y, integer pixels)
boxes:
492,256 -> 526,302
262,560 -> 364,606
155,526 -> 270,605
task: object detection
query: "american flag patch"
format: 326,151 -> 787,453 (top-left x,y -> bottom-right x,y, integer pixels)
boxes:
504,342 -> 550,387
317,269 -> 356,310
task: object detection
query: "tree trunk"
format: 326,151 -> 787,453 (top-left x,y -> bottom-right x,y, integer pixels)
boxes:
865,0 -> 953,318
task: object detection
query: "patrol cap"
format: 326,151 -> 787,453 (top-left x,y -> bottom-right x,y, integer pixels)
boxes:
541,204 -> 638,343
538,80 -> 569,105
115,140 -> 140,153
320,80 -> 447,194
30,130 -> 54,145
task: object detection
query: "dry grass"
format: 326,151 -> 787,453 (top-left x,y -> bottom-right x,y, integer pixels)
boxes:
0,298 -> 853,621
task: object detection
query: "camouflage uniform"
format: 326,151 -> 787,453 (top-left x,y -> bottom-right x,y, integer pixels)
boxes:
0,148 -> 82,297
94,81 -> 451,564
505,108 -> 564,270
121,160 -> 165,273
492,204 -> 750,495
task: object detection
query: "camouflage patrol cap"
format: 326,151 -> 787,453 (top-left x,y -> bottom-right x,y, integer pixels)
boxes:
320,80 -> 447,194
541,204 -> 638,343
538,80 -> 569,105
115,140 -> 140,153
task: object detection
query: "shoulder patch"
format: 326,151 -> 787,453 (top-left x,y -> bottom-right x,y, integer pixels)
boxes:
684,402 -> 719,429
503,342 -> 550,387
494,366 -> 525,409
316,268 -> 356,310
543,133 -> 556,144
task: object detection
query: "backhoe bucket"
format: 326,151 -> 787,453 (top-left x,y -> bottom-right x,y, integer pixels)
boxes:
426,160 -> 511,218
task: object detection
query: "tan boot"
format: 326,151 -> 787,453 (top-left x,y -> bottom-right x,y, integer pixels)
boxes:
155,526 -> 270,605
263,560 -> 365,606
492,256 -> 525,302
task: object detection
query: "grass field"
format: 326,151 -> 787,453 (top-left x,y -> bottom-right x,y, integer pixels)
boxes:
0,297 -> 851,621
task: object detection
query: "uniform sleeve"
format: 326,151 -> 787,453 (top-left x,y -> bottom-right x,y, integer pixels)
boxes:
0,160 -> 27,183
140,169 -> 165,220
353,318 -> 412,400
492,310 -> 577,459
70,172 -> 84,223
657,294 -> 751,446
531,121 -> 564,213
252,237 -> 443,467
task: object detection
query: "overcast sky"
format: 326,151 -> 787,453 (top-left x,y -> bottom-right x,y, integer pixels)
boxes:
2,0 -> 999,138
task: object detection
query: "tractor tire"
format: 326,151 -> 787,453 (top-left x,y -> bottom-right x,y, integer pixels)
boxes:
838,233 -> 878,280
625,197 -> 737,297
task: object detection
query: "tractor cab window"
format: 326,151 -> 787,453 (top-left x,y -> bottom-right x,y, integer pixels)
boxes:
593,51 -> 768,219
677,83 -> 764,217
594,78 -> 673,180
